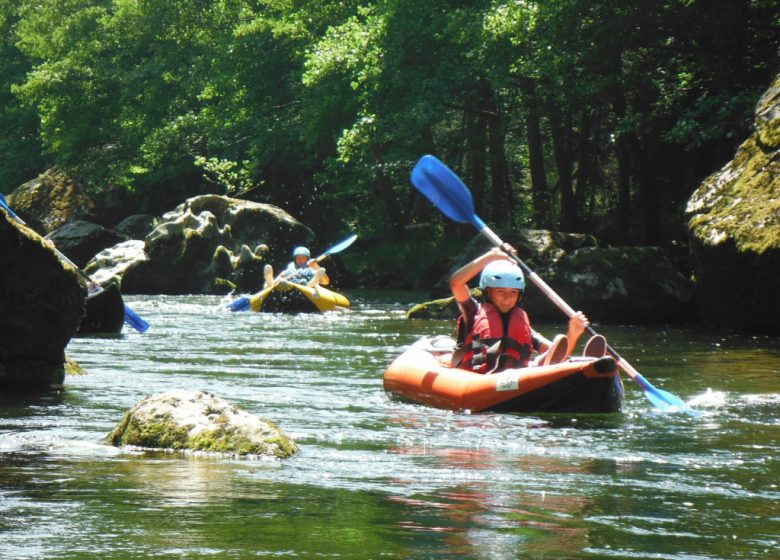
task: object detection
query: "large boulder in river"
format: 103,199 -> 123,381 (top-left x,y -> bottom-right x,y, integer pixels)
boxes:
107,390 -> 298,458
685,74 -> 780,333
5,167 -> 95,234
409,230 -> 696,323
0,210 -> 84,390
98,195 -> 314,294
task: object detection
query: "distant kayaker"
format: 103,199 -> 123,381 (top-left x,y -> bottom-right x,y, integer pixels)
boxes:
264,246 -> 330,289
449,247 -> 596,374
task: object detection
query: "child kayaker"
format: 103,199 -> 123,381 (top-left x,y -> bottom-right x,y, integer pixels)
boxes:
449,246 -> 592,374
264,246 -> 330,289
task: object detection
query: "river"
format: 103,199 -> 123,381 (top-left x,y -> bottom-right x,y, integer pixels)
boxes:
1,291 -> 779,559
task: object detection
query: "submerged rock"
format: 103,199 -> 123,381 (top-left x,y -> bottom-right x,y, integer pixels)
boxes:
107,390 -> 298,458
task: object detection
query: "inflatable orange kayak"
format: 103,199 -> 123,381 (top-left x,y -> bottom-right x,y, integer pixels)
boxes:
383,337 -> 624,413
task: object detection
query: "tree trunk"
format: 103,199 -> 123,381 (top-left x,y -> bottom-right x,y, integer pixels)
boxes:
488,110 -> 512,227
465,109 -> 488,216
487,89 -> 512,228
549,106 -> 575,231
609,82 -> 633,239
573,109 -> 592,231
627,136 -> 660,243
519,77 -> 551,229
371,146 -> 405,241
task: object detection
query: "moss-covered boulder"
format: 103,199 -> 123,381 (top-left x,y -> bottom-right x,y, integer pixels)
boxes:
0,210 -> 85,390
95,194 -> 314,294
686,73 -> 780,333
5,167 -> 95,235
107,390 -> 298,458
407,294 -> 465,320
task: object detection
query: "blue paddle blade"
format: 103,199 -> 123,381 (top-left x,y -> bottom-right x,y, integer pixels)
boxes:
322,233 -> 358,258
411,155 -> 486,230
634,372 -> 697,416
123,304 -> 150,333
227,296 -> 250,312
0,193 -> 21,220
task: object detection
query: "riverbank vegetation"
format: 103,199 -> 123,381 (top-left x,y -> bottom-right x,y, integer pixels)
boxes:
1,0 -> 777,249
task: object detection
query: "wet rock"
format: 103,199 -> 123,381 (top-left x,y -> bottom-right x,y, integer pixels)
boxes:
686,73 -> 780,333
107,390 -> 298,458
0,210 -> 84,390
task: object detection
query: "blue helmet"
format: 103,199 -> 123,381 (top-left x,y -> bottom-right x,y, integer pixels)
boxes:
292,246 -> 310,258
479,260 -> 525,290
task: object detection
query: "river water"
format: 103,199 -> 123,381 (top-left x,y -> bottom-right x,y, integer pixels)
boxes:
1,291 -> 778,559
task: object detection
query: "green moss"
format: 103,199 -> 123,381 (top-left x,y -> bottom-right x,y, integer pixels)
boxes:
406,296 -> 457,320
264,435 -> 299,458
186,425 -> 298,457
689,137 -> 780,255
107,414 -> 191,449
213,277 -> 237,291
64,356 -> 86,376
406,288 -> 481,320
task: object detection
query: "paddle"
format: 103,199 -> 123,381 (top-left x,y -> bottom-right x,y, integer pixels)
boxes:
0,193 -> 149,333
228,233 -> 358,312
411,154 -> 692,414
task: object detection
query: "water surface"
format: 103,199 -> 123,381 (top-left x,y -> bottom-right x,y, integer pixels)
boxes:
1,292 -> 778,559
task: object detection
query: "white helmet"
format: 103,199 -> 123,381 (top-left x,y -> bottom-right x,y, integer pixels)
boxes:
479,260 -> 525,290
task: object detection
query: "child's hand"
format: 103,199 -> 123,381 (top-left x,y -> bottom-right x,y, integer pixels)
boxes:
568,311 -> 590,338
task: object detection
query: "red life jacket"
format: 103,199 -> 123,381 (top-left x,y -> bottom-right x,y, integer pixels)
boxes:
454,303 -> 533,373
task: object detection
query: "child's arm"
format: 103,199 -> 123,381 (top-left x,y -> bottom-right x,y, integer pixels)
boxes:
449,248 -> 513,302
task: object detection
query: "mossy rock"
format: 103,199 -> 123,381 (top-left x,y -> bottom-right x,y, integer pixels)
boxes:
107,390 -> 298,458
407,289 -> 482,320
685,74 -> 780,333
6,167 -> 95,234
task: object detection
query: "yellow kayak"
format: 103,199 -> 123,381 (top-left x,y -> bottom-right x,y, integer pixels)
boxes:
249,282 -> 350,313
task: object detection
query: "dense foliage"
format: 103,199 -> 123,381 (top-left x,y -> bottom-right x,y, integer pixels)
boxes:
1,0 -> 777,245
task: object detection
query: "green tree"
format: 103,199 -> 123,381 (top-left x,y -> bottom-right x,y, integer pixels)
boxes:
0,0 -> 45,192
